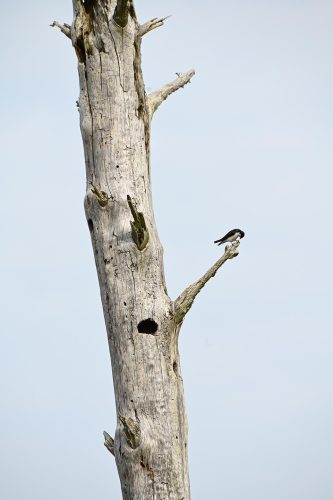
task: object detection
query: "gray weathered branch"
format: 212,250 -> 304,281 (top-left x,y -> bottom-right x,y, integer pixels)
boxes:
103,430 -> 115,456
139,16 -> 171,37
113,0 -> 129,28
148,70 -> 195,117
50,21 -> 72,40
174,241 -> 240,324
127,195 -> 149,251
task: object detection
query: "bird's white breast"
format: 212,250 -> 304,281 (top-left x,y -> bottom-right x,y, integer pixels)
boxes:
228,232 -> 240,242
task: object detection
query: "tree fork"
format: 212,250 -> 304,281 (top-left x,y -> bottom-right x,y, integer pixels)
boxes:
54,2 -> 241,498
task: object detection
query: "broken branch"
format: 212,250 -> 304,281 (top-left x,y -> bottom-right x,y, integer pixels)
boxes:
50,21 -> 72,40
119,416 -> 141,449
127,195 -> 149,251
148,69 -> 195,117
139,16 -> 171,37
103,431 -> 115,456
90,182 -> 110,207
113,0 -> 129,28
174,241 -> 240,324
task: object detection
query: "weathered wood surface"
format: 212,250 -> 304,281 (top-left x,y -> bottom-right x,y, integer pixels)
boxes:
73,2 -> 190,497
53,1 -> 241,498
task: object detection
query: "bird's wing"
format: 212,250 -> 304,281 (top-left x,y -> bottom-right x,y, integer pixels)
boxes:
214,230 -> 234,244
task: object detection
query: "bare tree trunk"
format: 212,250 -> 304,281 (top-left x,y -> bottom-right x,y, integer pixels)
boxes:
53,1 -> 240,498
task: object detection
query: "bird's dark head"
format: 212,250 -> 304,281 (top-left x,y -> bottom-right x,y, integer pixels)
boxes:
238,229 -> 245,238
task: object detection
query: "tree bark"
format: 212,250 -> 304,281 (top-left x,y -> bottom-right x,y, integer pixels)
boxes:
53,1 -> 241,498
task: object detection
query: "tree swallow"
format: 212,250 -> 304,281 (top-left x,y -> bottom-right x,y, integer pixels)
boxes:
214,229 -> 245,245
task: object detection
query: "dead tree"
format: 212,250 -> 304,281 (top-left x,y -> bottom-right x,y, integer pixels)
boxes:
52,1 -> 240,498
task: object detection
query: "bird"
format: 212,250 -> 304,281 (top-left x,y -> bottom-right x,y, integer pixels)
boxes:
214,229 -> 245,245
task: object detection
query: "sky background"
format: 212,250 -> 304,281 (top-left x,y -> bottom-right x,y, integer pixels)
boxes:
1,0 -> 333,499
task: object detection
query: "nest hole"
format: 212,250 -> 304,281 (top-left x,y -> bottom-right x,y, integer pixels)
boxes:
137,319 -> 158,335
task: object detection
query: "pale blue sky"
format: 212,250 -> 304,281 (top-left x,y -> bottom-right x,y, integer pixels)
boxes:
1,1 -> 333,499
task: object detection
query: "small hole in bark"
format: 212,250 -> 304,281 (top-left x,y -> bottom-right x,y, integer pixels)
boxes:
87,219 -> 94,232
116,165 -> 119,169
173,361 -> 178,375
137,319 -> 158,335
124,302 -> 127,306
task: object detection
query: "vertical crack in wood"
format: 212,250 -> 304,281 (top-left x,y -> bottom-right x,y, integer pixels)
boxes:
133,32 -> 151,172
127,195 -> 149,250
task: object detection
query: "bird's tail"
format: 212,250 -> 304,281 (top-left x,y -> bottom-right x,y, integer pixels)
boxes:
214,239 -> 223,245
